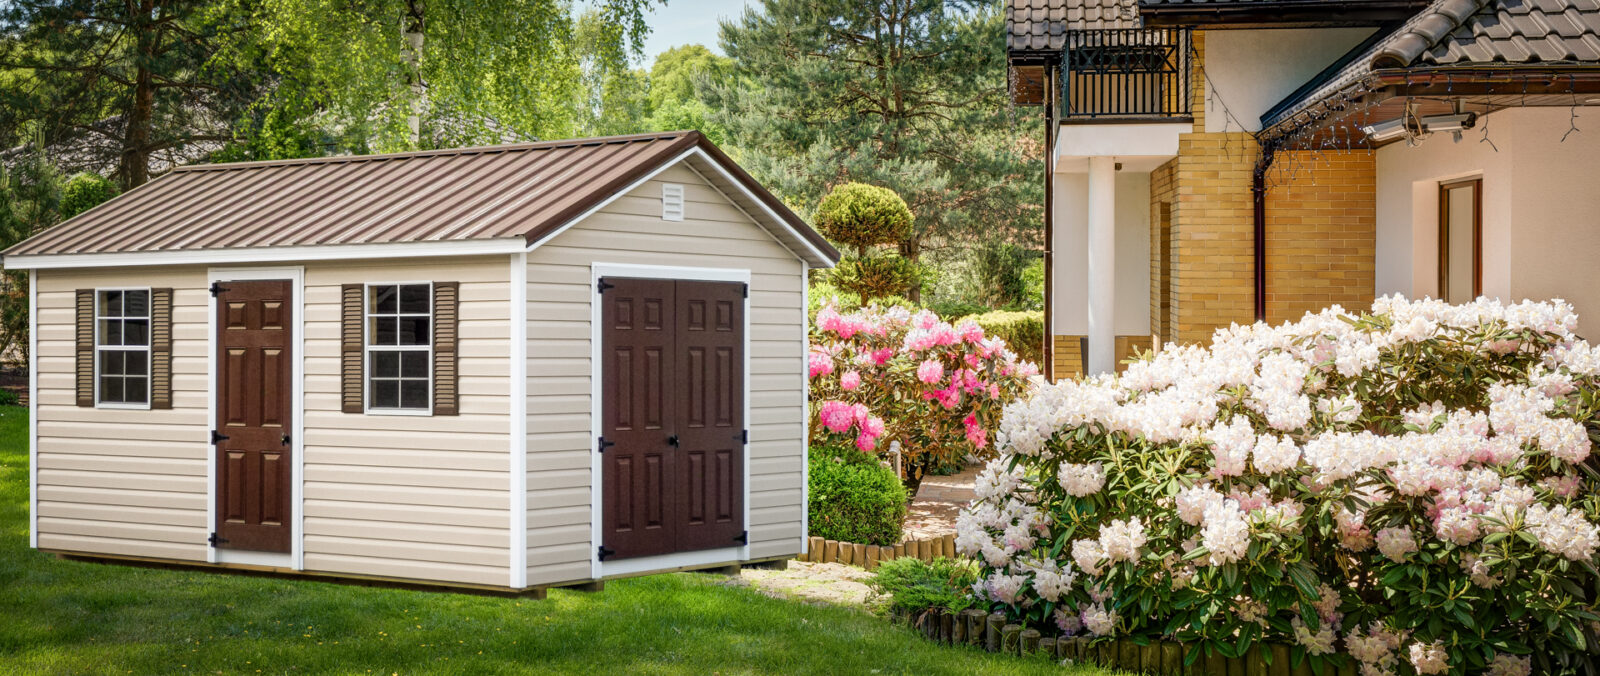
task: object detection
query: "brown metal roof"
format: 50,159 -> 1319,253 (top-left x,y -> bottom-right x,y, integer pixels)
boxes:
7,131 -> 839,265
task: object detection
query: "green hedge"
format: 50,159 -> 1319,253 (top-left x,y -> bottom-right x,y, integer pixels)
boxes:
869,556 -> 979,614
807,446 -> 907,546
957,310 -> 1043,367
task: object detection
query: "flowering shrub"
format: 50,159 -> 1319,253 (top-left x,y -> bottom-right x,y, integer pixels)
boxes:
958,296 -> 1600,675
810,303 -> 1038,493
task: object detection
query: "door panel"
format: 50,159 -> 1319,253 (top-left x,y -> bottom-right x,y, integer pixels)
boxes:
600,277 -> 745,561
214,279 -> 293,553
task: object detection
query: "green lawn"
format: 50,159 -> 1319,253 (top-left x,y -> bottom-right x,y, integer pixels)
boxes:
0,406 -> 1104,675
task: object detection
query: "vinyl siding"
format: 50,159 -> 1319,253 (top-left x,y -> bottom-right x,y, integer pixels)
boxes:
34,266 -> 211,561
301,256 -> 511,587
525,163 -> 807,586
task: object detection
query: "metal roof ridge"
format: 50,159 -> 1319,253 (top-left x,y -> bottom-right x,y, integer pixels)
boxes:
168,131 -> 700,173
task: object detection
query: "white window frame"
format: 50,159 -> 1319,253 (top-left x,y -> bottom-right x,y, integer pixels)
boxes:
363,281 -> 434,416
94,286 -> 153,410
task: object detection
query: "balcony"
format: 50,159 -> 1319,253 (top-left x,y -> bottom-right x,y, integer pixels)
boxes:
1060,28 -> 1193,122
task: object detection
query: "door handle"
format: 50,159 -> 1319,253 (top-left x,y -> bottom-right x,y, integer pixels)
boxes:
281,434 -> 292,446
667,435 -> 680,448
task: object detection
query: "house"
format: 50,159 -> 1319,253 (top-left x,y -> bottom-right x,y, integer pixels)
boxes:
1008,0 -> 1600,378
3,131 -> 839,594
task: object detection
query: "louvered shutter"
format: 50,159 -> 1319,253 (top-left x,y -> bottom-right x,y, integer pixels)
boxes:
75,289 -> 94,407
150,288 -> 174,409
341,284 -> 364,413
432,282 -> 460,416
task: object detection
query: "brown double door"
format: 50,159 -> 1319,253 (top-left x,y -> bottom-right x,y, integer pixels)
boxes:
600,277 -> 745,561
214,280 -> 293,553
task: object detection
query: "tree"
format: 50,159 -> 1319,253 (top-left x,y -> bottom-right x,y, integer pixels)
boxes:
237,0 -> 662,151
709,0 -> 1042,300
58,172 -> 118,220
816,182 -> 918,302
0,1 -> 255,189
641,44 -> 731,145
0,153 -> 61,365
573,9 -> 651,137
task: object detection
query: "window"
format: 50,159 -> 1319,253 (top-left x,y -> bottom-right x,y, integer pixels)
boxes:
366,283 -> 431,412
96,289 -> 151,406
1438,178 -> 1482,304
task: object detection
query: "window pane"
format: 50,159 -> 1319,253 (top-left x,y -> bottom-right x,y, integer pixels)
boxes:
123,377 -> 148,404
123,290 -> 150,318
372,316 -> 397,345
101,290 -> 122,317
400,379 -> 429,409
99,319 -> 123,346
373,351 -> 399,378
398,317 -> 429,346
124,351 -> 148,376
100,350 -> 125,376
372,285 -> 398,314
371,379 -> 399,409
100,376 -> 123,403
123,319 -> 150,347
401,351 -> 428,378
400,284 -> 429,314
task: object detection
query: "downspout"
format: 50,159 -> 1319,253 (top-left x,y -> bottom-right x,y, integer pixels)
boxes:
1042,66 -> 1056,380
1251,142 -> 1276,323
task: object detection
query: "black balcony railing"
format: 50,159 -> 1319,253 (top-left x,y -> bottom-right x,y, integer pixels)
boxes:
1061,28 -> 1193,120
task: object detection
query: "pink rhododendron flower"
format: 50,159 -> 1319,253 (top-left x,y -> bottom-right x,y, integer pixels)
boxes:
817,400 -> 855,433
916,359 -> 944,384
839,370 -> 861,391
807,350 -> 833,379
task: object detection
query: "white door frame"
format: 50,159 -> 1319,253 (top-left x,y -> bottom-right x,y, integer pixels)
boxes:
206,266 -> 305,569
588,262 -> 752,579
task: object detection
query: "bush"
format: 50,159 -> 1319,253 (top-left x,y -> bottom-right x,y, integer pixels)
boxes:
0,389 -> 18,407
814,182 -> 913,254
58,173 -> 117,220
829,254 -> 920,302
809,304 -> 1038,495
960,296 -> 1600,675
808,446 -> 907,546
870,556 -> 979,614
959,310 -> 1043,367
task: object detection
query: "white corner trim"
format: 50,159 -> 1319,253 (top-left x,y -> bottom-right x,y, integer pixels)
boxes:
588,262 -> 754,579
509,252 -> 528,589
27,269 -> 37,550
5,238 -> 528,271
206,266 -> 306,570
527,148 -> 700,255
799,261 -> 810,554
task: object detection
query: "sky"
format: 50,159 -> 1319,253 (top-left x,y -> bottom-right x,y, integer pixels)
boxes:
633,0 -> 756,64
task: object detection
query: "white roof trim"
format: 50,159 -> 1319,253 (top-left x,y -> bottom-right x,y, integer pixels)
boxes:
2,237 -> 527,270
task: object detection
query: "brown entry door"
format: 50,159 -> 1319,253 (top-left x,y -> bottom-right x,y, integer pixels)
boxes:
600,277 -> 745,561
214,279 -> 294,553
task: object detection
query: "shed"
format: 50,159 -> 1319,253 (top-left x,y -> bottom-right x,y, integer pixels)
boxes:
4,131 -> 839,593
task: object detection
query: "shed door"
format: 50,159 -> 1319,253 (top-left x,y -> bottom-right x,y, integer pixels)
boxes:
601,277 -> 745,561
214,280 -> 294,553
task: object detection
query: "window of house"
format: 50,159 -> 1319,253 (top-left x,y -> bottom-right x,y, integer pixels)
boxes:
366,283 -> 431,412
96,289 -> 151,407
1438,178 -> 1482,304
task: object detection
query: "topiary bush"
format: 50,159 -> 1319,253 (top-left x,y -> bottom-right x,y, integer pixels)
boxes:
870,556 -> 980,614
813,182 -> 913,254
829,254 -> 921,302
959,310 -> 1043,367
960,296 -> 1600,675
58,173 -> 118,220
808,445 -> 908,546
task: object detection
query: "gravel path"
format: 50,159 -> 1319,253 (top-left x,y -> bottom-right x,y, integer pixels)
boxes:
903,464 -> 979,541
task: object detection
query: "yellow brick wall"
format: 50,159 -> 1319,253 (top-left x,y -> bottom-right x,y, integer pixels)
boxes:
1263,150 -> 1377,324
1150,160 -> 1177,347
1051,335 -> 1155,380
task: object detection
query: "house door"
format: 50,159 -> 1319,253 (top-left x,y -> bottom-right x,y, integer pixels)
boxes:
599,277 -> 745,561
214,279 -> 294,553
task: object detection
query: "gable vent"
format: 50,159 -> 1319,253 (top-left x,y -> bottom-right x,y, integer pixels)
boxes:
662,183 -> 685,221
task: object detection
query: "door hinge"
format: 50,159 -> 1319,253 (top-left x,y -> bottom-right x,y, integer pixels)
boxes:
734,530 -> 748,545
735,429 -> 747,444
596,436 -> 615,454
208,532 -> 229,547
596,278 -> 615,294
597,545 -> 616,561
209,282 -> 229,297
210,430 -> 230,445
741,283 -> 748,298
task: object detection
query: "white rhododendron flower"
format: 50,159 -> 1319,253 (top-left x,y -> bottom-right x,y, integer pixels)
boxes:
1408,642 -> 1450,675
1071,539 -> 1106,576
1081,603 -> 1117,637
1057,462 -> 1106,497
1099,518 -> 1146,563
1486,654 -> 1532,676
1375,526 -> 1419,563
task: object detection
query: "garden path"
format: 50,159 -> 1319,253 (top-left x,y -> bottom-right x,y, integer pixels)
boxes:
902,464 -> 979,541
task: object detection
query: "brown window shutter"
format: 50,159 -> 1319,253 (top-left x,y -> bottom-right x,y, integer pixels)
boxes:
432,282 -> 460,416
76,289 -> 94,407
341,284 -> 364,413
150,288 -> 174,409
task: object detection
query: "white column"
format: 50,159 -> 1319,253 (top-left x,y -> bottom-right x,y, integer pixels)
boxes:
1086,156 -> 1116,376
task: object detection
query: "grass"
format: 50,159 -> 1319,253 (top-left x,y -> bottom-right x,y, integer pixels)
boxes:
0,406 -> 1107,675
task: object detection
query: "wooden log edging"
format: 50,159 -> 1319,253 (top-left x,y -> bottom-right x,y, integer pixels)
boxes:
795,532 -> 957,570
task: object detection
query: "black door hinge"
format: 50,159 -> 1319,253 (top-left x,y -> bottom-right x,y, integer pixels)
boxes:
596,278 -> 615,294
741,283 -> 748,298
597,436 -> 615,453
734,429 -> 747,444
597,545 -> 616,561
733,530 -> 748,545
210,430 -> 229,445
208,532 -> 228,547
209,282 -> 229,297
